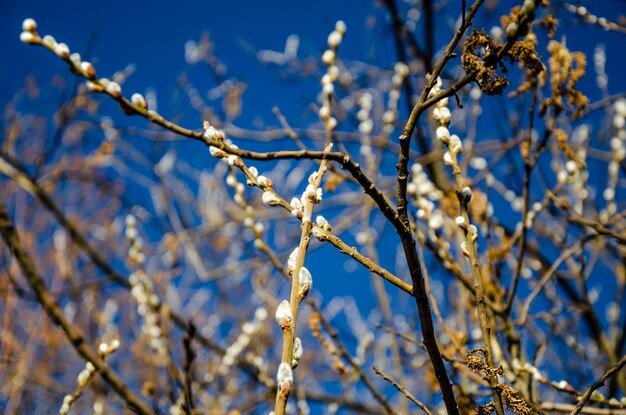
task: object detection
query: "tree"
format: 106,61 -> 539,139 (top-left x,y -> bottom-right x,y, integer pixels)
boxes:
2,1 -> 626,414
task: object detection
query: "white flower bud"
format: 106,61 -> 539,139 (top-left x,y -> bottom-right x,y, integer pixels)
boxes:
131,93 -> 147,109
254,222 -> 265,234
69,52 -> 81,67
327,31 -> 342,48
54,42 -> 70,59
80,61 -> 96,79
209,146 -> 226,158
292,337 -> 303,361
290,197 -> 302,212
382,110 -> 395,125
42,34 -> 57,49
326,116 -> 337,130
394,62 -> 409,77
110,338 -> 121,351
106,81 -> 122,98
298,267 -> 313,294
275,300 -> 293,330
319,105 -> 330,120
315,215 -> 329,229
277,362 -> 293,391
436,96 -> 449,108
20,32 -> 37,44
407,182 -> 417,195
204,125 -> 218,140
257,175 -> 272,188
449,134 -> 463,153
227,155 -> 240,166
77,369 -> 91,387
436,126 -> 450,143
22,18 -> 37,33
461,241 -> 470,257
443,151 -> 454,166
262,191 -> 280,206
506,22 -> 519,38
565,160 -> 578,175
225,175 -> 237,187
438,107 -> 451,125
327,65 -> 339,81
125,214 -> 136,228
469,224 -> 479,241
358,119 -> 373,135
323,82 -> 334,96
335,20 -> 347,35
315,187 -> 323,203
322,49 -> 335,65
522,0 -> 535,16
455,216 -> 468,230
288,247 -> 299,273
255,307 -> 268,322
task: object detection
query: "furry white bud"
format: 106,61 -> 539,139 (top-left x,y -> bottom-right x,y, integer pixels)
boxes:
315,215 -> 329,230
20,31 -> 37,44
327,31 -> 342,48
449,134 -> 463,153
456,216 -> 468,230
292,337 -> 303,362
22,18 -> 38,33
275,300 -> 293,330
209,146 -> 226,158
54,43 -> 70,59
69,52 -> 81,67
335,20 -> 347,36
277,362 -> 293,392
298,267 -> 313,296
394,62 -> 409,77
438,107 -> 451,125
227,155 -> 240,166
257,175 -> 272,188
461,241 -> 470,257
290,197 -> 302,212
106,81 -> 122,98
262,191 -> 280,206
436,126 -> 450,143
323,82 -> 334,96
522,0 -> 535,16
131,93 -> 147,109
319,105 -> 330,120
506,22 -> 519,38
42,35 -> 57,49
287,247 -> 300,274
80,61 -> 96,79
322,50 -> 335,65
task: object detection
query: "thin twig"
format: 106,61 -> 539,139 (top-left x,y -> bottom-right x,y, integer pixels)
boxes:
373,365 -> 433,415
571,354 -> 626,415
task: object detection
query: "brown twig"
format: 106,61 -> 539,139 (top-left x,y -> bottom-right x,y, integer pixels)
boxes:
570,354 -> 626,415
373,365 -> 433,415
